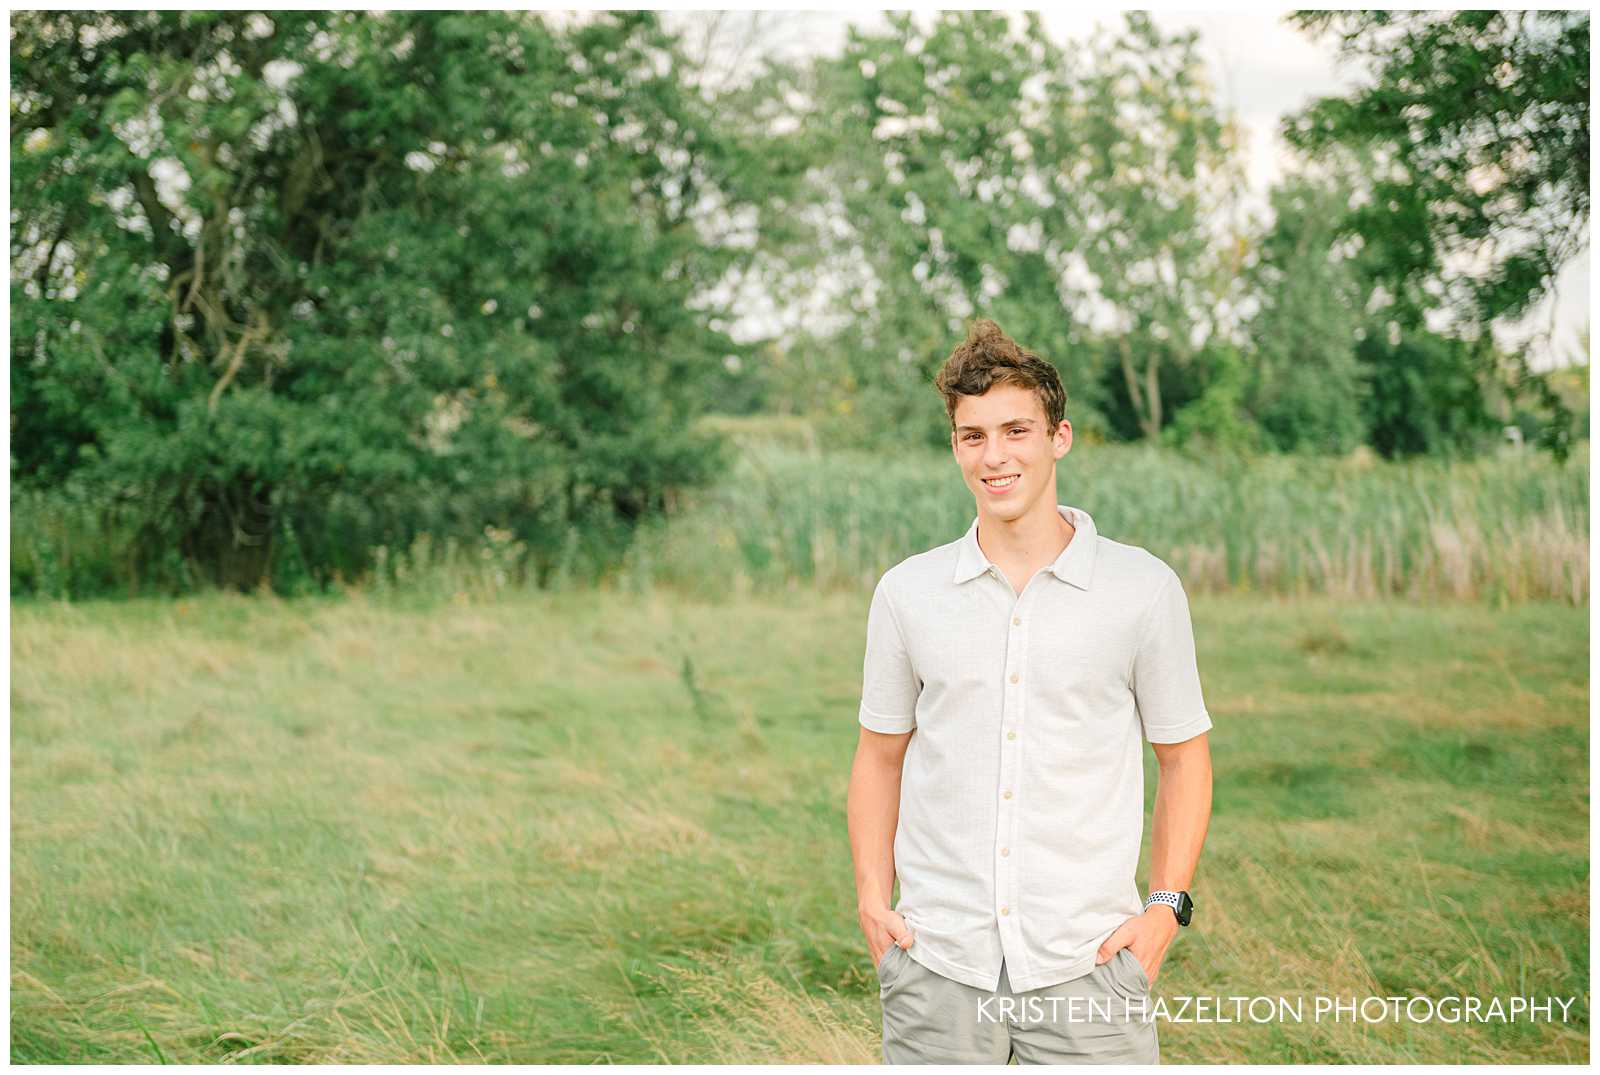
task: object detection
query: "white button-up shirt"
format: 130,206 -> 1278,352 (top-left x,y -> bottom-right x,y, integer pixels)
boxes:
858,502 -> 1212,993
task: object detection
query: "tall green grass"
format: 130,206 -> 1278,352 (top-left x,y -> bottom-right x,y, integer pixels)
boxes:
625,434 -> 1589,605
13,425 -> 1588,605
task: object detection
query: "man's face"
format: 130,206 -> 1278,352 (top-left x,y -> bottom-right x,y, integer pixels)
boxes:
950,383 -> 1072,520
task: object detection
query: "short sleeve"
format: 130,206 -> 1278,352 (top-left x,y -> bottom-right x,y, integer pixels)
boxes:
858,575 -> 921,734
1131,570 -> 1213,744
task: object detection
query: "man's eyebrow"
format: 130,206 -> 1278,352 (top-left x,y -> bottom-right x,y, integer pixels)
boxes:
955,417 -> 1039,433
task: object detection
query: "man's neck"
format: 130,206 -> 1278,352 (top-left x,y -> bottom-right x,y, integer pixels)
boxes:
976,501 -> 1075,573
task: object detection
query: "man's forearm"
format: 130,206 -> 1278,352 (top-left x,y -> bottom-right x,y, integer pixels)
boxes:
847,750 -> 903,910
1148,739 -> 1213,894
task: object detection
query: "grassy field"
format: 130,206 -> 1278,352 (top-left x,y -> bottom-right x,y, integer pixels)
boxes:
10,582 -> 1588,1063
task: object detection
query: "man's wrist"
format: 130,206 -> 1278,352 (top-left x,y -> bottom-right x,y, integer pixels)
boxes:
857,893 -> 892,916
1146,902 -> 1179,925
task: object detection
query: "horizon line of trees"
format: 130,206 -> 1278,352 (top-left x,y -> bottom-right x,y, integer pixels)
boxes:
697,10 -> 1588,461
10,10 -> 1590,597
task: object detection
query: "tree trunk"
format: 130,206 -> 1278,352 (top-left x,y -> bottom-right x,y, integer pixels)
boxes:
1118,336 -> 1162,440
1145,346 -> 1162,438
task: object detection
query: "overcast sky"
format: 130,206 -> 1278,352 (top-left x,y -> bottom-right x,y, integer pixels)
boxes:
662,8 -> 1590,370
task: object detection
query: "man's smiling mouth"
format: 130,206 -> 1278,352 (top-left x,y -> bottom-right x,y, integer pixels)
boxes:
982,475 -> 1019,488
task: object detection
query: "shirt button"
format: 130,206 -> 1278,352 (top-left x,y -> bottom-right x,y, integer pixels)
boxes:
1013,617 -> 1021,626
1000,906 -> 1010,916
1009,673 -> 1019,683
1007,730 -> 1017,740
1001,847 -> 1010,857
1003,789 -> 1013,800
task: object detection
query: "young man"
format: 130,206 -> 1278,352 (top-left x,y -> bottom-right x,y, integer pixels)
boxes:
846,320 -> 1214,1064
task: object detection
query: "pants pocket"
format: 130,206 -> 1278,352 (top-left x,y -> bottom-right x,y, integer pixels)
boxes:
1115,948 -> 1151,995
875,943 -> 901,984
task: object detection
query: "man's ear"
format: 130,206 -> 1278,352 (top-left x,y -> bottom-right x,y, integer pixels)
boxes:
1055,421 -> 1073,457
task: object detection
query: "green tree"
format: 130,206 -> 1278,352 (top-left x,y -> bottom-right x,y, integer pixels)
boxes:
11,11 -> 769,594
1286,9 -> 1588,330
1358,330 -> 1501,459
1283,10 -> 1588,459
761,11 -> 1105,447
1163,342 -> 1263,458
741,11 -> 1244,447
1244,171 -> 1371,454
1059,13 -> 1249,442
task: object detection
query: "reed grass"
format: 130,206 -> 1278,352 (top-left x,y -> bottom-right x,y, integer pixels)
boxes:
13,428 -> 1586,606
624,436 -> 1589,606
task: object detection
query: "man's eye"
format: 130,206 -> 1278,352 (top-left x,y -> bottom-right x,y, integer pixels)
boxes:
1011,427 -> 1027,434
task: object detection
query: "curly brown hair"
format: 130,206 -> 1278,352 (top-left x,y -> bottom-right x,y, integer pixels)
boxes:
933,318 -> 1067,434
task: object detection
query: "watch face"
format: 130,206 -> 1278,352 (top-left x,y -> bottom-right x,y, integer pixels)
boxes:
1177,892 -> 1194,926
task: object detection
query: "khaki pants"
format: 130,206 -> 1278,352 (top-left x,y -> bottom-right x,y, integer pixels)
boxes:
876,946 -> 1160,1064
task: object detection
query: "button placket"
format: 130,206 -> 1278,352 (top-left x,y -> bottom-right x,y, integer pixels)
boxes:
994,575 -> 1031,968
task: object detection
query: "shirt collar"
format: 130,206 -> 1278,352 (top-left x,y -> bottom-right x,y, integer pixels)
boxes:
952,503 -> 1098,590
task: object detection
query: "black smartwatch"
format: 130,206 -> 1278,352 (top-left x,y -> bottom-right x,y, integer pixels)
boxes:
1144,889 -> 1193,926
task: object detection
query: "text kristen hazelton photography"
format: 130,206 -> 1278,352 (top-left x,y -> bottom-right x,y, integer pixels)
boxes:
9,6 -> 1589,1066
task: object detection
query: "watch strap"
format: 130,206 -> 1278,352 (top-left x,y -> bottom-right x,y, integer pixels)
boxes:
1145,889 -> 1188,924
